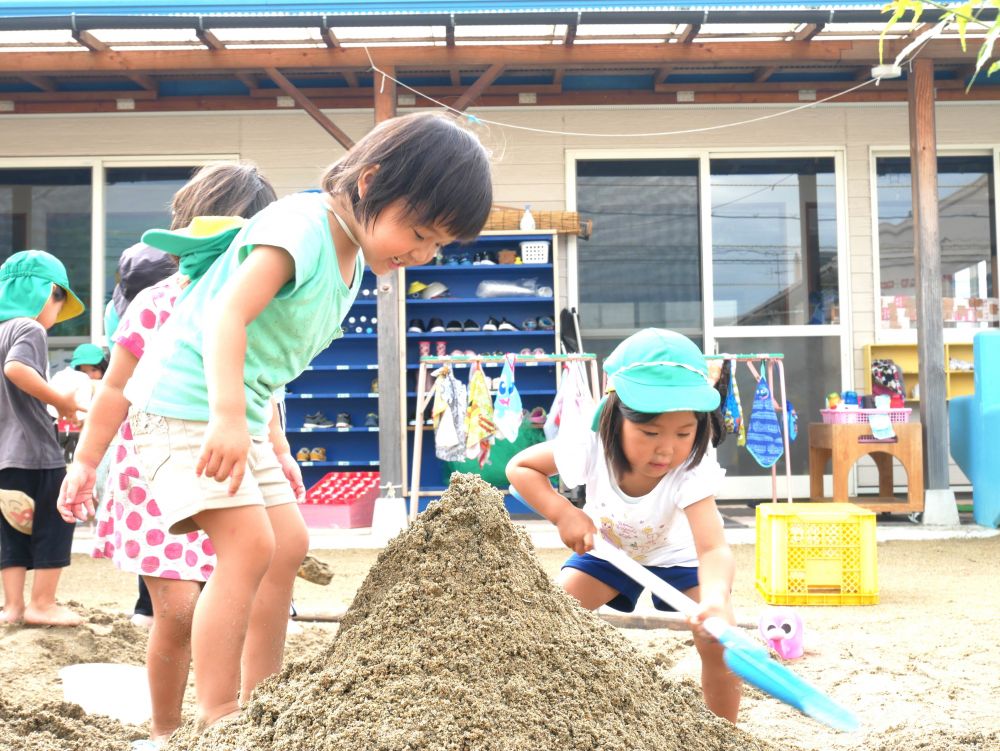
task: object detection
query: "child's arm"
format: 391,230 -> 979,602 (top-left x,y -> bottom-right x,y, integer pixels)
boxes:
3,361 -> 82,424
57,343 -> 139,522
267,397 -> 305,501
685,497 -> 736,625
507,443 -> 596,555
199,245 -> 295,495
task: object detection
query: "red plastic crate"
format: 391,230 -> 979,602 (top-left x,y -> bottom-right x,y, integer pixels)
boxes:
300,471 -> 380,529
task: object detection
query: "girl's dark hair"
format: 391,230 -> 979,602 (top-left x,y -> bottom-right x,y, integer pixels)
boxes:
170,161 -> 278,230
597,367 -> 729,479
51,284 -> 67,302
320,112 -> 493,242
77,358 -> 109,376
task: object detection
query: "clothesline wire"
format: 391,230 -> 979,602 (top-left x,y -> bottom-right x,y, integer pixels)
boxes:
363,46 -> 879,139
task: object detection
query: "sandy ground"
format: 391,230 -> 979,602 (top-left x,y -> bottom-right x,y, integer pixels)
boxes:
1,536 -> 998,749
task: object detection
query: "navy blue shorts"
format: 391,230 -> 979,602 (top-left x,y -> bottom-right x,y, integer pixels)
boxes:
562,552 -> 700,613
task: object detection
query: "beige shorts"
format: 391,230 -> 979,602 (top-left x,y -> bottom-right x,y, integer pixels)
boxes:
127,410 -> 296,535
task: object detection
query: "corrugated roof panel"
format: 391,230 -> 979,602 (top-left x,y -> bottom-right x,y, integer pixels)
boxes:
210,26 -> 321,41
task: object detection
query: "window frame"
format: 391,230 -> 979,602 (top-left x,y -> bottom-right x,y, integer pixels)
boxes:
868,145 -> 1000,345
566,146 -> 851,500
0,153 -> 237,347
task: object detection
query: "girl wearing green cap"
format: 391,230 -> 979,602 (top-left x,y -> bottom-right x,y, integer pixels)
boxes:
0,250 -> 86,627
61,113 -> 493,734
508,328 -> 742,722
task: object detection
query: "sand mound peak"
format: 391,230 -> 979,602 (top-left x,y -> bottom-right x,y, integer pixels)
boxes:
170,473 -> 782,751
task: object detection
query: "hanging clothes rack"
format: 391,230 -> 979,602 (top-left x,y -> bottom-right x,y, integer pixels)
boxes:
706,352 -> 792,504
408,351 -> 600,522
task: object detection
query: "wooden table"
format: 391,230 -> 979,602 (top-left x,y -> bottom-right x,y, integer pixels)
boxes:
808,421 -> 924,513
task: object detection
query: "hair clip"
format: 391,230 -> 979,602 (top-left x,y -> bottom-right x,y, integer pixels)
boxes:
466,114 -> 482,125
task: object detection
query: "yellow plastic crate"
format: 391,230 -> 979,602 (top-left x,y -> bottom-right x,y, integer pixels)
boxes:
755,502 -> 878,606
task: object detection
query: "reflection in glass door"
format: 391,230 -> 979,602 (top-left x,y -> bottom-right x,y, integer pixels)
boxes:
576,159 -> 702,361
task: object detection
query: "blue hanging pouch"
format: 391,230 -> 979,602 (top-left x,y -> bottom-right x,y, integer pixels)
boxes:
746,371 -> 784,468
785,400 -> 798,442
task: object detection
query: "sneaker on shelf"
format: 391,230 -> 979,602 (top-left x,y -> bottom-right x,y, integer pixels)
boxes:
371,377 -> 379,394
498,317 -> 519,332
482,317 -> 500,332
407,281 -> 428,298
463,319 -> 480,331
309,447 -> 327,462
407,318 -> 426,333
303,412 -> 336,429
364,412 -> 379,428
428,317 -> 446,333
335,412 -> 352,429
445,320 -> 464,332
537,315 -> 555,330
295,447 -> 310,462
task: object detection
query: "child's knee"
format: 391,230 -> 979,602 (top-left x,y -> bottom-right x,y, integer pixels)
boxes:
275,517 -> 309,571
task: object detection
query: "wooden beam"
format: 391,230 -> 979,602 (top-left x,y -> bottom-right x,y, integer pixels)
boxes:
72,30 -> 108,52
754,66 -> 779,83
127,72 -> 157,91
196,29 -> 226,51
565,23 -> 578,47
341,70 -> 359,88
21,74 -> 55,91
321,27 -> 339,49
373,64 -> 396,123
654,66 -> 672,85
0,88 -> 158,102
446,20 -> 455,47
264,67 -> 354,149
553,68 -> 565,87
450,68 -> 460,86
235,72 -> 257,90
907,57 -> 953,515
452,62 -> 505,111
794,23 -> 825,42
247,82 -> 562,99
14,39 -> 985,75
677,24 -> 701,44
7,84 -> 1000,115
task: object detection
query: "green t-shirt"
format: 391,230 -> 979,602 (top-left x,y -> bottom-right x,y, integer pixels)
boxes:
125,192 -> 362,435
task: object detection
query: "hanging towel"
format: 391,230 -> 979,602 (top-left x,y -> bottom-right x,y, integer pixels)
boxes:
465,363 -> 496,467
431,366 -> 468,462
722,360 -> 746,447
493,354 -> 522,442
745,369 -> 785,468
544,360 -> 596,441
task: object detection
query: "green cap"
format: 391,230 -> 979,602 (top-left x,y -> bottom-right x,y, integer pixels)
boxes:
70,343 -> 106,368
0,250 -> 85,324
592,328 -> 720,431
141,215 -> 245,281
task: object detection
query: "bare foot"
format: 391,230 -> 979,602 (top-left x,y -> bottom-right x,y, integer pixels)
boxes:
23,603 -> 83,627
0,607 -> 24,625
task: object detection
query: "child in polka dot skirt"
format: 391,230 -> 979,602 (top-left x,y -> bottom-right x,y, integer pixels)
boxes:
60,162 -> 278,748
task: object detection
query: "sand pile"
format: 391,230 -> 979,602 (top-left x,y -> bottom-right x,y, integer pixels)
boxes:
0,696 -> 143,751
169,473 -> 783,751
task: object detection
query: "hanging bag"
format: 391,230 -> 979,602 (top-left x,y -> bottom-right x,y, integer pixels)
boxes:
722,360 -> 746,447
745,368 -> 785,468
493,354 -> 523,442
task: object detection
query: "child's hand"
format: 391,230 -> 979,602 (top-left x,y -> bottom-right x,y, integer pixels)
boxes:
197,416 -> 251,495
553,505 -> 598,555
58,462 -> 97,523
689,592 -> 730,640
276,450 -> 306,502
55,393 -> 86,429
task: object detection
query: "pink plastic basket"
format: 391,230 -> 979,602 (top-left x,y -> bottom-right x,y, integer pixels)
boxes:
820,408 -> 911,425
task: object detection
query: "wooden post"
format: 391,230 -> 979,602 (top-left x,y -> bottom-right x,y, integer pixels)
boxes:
907,58 -> 959,525
373,67 -> 406,496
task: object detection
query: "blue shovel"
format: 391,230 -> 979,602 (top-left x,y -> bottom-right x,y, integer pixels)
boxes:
590,536 -> 859,732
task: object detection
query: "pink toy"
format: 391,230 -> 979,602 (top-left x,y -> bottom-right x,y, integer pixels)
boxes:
758,607 -> 805,660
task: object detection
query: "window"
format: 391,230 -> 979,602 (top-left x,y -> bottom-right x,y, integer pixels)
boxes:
576,159 -> 702,360
876,155 -> 998,330
711,158 -> 839,326
0,168 -> 92,337
105,166 -> 193,312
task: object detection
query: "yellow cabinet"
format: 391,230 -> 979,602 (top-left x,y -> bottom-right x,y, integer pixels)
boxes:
862,343 -> 976,401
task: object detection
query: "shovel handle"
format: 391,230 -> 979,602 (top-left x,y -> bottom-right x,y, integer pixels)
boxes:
590,537 -> 730,640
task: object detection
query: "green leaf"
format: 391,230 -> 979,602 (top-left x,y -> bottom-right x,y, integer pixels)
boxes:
988,59 -> 1000,77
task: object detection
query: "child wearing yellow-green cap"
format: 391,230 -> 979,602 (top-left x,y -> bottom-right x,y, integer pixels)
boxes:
507,328 -> 741,722
0,250 -> 86,627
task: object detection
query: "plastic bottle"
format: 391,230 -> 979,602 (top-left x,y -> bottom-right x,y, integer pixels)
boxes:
520,205 -> 536,231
